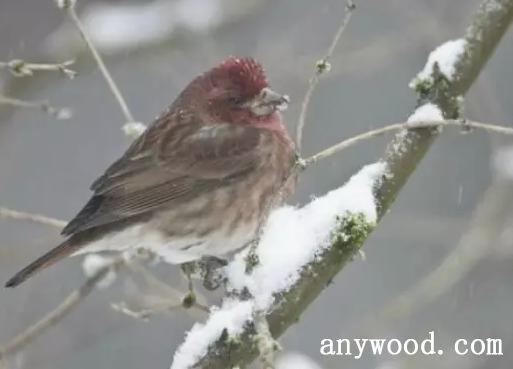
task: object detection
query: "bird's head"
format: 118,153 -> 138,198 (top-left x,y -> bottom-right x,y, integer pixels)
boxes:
186,57 -> 289,129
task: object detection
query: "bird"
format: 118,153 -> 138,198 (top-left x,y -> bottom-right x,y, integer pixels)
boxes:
5,57 -> 297,288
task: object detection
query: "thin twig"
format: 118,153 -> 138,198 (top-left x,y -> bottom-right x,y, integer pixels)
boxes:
304,119 -> 513,165
62,6 -> 135,123
296,0 -> 356,150
2,118 -> 511,226
0,207 -> 209,317
0,206 -> 206,314
123,261 -> 210,314
0,257 -> 124,361
0,95 -> 72,120
0,207 -> 65,228
0,59 -> 76,78
112,296 -> 209,321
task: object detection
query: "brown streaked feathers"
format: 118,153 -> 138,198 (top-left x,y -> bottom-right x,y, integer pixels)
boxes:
5,57 -> 295,288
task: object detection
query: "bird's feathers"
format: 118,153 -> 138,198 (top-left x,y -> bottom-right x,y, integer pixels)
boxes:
6,57 -> 296,288
62,122 -> 263,236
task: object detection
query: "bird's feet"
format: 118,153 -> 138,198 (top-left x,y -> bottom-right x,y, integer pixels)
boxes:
180,262 -> 198,308
179,256 -> 228,307
198,256 -> 228,291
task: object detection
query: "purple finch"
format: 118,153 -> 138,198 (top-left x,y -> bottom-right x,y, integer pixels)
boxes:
6,57 -> 296,288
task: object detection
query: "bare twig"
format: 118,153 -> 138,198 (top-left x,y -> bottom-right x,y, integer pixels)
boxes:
1,116 -> 512,361
125,261 -> 184,297
121,261 -> 210,315
112,296 -> 209,321
304,119 -> 513,165
0,59 -> 76,78
0,95 -> 72,120
0,207 -> 66,229
0,257 -> 124,361
0,204 -> 207,321
296,0 -> 356,150
58,4 -> 135,123
0,209 -> 204,315
110,300 -> 182,320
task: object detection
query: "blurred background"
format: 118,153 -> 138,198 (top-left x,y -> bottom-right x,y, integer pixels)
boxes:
1,0 -> 512,368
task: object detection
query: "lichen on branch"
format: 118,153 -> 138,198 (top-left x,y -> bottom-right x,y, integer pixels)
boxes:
170,0 -> 513,368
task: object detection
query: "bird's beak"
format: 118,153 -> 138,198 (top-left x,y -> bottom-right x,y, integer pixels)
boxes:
247,87 -> 290,116
260,87 -> 290,111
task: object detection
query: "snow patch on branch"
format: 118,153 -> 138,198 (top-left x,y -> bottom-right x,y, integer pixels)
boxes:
171,300 -> 253,369
410,39 -> 466,88
391,103 -> 444,156
226,162 -> 384,309
170,162 -> 385,369
418,39 -> 466,80
407,103 -> 444,123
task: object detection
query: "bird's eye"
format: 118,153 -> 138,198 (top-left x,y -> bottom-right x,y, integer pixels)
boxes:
228,96 -> 244,105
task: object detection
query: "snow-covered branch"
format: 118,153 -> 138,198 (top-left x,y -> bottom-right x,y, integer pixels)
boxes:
169,0 -> 513,368
172,163 -> 383,369
376,0 -> 513,216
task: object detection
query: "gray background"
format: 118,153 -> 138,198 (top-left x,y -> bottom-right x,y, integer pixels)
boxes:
1,0 -> 512,368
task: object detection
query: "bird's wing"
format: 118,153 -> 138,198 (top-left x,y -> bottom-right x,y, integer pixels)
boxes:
61,119 -> 264,235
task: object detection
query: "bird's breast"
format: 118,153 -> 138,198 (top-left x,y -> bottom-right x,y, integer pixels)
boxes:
141,131 -> 296,262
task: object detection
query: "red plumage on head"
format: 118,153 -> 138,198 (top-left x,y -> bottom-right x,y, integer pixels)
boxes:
208,57 -> 269,98
177,57 -> 279,126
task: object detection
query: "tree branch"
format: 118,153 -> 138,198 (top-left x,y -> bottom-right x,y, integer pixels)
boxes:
0,210 -> 203,359
173,0 -> 513,367
0,59 -> 76,79
0,95 -> 71,120
376,0 -> 513,217
0,207 -> 66,228
0,257 -> 124,362
305,119 -> 513,165
296,0 -> 356,151
55,0 -> 135,124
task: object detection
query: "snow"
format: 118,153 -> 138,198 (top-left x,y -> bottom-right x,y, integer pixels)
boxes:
82,254 -> 117,288
415,39 -> 466,82
170,162 -> 386,369
407,103 -> 444,123
389,103 -> 444,156
483,0 -> 504,13
170,300 -> 253,369
226,162 -> 385,309
122,121 -> 147,139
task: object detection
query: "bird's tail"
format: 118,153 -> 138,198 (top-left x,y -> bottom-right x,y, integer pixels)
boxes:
5,237 -> 84,288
